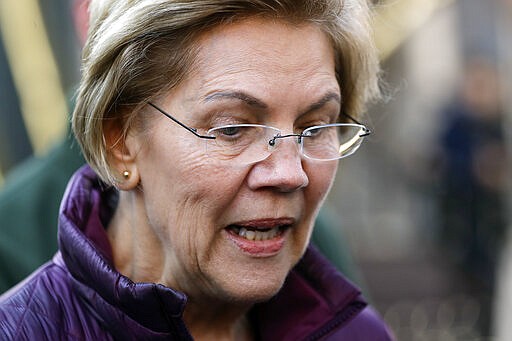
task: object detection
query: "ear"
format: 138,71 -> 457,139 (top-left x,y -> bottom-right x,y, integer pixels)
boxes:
104,119 -> 141,190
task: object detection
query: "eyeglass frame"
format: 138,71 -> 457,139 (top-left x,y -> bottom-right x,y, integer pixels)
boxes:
147,101 -> 371,161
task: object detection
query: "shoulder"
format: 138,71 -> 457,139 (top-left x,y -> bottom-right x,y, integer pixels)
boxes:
0,262 -> 67,336
0,260 -> 101,340
325,306 -> 395,341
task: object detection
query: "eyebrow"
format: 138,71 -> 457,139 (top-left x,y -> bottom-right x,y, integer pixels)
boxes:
301,92 -> 341,115
203,90 -> 340,114
204,91 -> 268,109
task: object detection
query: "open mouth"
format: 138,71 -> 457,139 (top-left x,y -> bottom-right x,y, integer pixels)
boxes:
225,219 -> 294,256
227,225 -> 288,241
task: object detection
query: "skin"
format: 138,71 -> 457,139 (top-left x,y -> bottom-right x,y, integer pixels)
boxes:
107,17 -> 340,340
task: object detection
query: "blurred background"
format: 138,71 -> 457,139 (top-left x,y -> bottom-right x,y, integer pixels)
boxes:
0,0 -> 511,340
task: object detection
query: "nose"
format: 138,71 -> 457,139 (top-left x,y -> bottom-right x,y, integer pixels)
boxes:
247,137 -> 309,192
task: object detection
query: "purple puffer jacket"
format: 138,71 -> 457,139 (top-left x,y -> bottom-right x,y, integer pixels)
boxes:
0,166 -> 394,340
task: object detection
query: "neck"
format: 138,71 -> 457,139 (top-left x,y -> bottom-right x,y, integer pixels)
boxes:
107,190 -> 165,283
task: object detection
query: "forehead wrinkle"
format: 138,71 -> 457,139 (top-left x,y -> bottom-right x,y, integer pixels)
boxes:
183,19 -> 338,117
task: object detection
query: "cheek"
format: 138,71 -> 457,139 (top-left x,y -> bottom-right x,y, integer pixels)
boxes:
139,136 -> 246,230
305,161 -> 338,206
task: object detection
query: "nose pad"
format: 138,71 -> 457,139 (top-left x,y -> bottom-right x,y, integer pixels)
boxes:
249,135 -> 309,192
267,133 -> 302,153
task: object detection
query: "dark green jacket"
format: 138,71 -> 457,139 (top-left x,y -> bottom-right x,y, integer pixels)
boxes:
0,136 -> 84,292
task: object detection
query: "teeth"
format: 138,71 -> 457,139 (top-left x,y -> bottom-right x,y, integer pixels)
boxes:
236,227 -> 280,241
239,227 -> 247,238
245,230 -> 256,240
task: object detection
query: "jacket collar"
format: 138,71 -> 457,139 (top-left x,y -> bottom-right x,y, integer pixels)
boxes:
253,246 -> 366,340
58,166 -> 190,338
58,165 -> 365,339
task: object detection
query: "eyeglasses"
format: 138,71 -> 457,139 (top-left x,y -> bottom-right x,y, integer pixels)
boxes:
148,102 -> 371,165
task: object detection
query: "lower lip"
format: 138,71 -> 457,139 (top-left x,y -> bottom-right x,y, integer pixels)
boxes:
226,229 -> 287,257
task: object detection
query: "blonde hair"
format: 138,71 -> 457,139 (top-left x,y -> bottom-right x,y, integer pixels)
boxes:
72,0 -> 381,185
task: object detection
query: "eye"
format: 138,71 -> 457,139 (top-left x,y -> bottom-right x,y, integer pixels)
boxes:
303,126 -> 323,137
209,125 -> 249,143
217,126 -> 241,137
209,125 -> 258,149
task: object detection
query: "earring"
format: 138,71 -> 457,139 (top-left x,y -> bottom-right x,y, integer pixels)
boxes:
122,170 -> 131,180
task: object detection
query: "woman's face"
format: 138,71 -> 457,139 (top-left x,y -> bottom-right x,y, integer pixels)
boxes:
131,17 -> 340,303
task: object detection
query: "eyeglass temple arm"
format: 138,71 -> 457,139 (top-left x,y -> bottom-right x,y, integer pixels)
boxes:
342,112 -> 371,137
148,102 -> 215,139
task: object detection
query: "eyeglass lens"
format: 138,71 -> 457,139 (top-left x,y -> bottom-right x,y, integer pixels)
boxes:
205,124 -> 365,164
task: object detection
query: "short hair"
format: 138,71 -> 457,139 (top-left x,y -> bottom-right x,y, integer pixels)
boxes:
72,0 -> 381,185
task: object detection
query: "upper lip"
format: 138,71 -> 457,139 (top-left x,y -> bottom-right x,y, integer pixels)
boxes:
227,217 -> 295,230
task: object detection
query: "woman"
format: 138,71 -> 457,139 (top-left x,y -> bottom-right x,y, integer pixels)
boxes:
0,0 -> 392,339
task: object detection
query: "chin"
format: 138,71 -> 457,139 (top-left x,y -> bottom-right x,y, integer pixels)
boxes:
213,258 -> 295,305
207,231 -> 308,304
225,276 -> 287,305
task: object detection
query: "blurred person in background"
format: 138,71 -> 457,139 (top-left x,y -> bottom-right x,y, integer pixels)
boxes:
436,57 -> 508,336
0,0 -> 87,293
0,0 -> 362,295
0,0 -> 392,339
